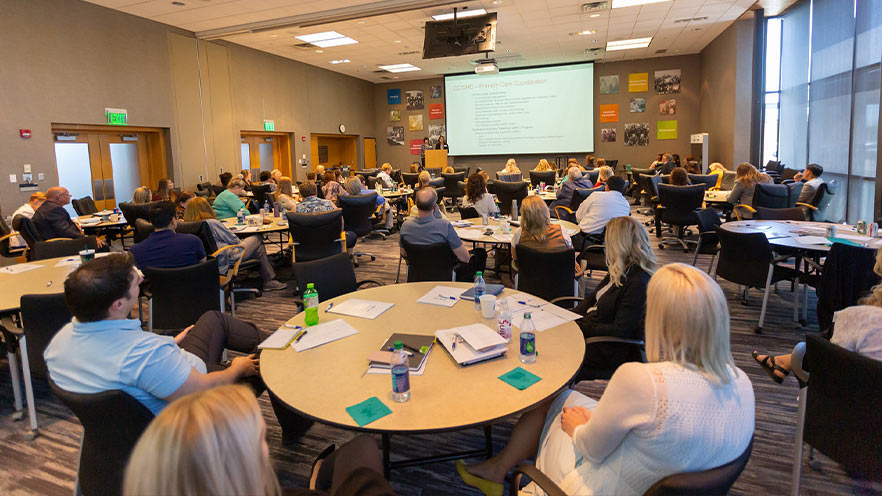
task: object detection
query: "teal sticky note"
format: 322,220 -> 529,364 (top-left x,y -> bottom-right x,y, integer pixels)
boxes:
828,237 -> 864,248
345,396 -> 392,427
499,367 -> 542,390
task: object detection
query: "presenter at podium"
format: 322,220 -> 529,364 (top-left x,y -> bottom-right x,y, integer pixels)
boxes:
420,137 -> 430,169
434,135 -> 449,151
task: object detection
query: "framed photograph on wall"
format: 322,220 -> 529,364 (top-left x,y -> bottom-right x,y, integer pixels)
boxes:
659,99 -> 676,115
601,128 -> 617,142
629,98 -> 646,113
431,85 -> 442,98
428,124 -> 446,148
408,114 -> 423,131
654,70 -> 681,94
624,123 -> 649,146
599,75 -> 619,94
387,126 -> 405,146
390,110 -> 401,121
406,90 -> 424,110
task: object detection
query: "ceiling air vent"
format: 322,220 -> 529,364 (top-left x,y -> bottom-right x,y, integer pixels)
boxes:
584,47 -> 605,59
292,42 -> 315,49
581,2 -> 608,12
673,16 -> 709,23
655,49 -> 667,54
397,50 -> 420,56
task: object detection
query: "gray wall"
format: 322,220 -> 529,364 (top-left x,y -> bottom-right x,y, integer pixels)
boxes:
0,0 -> 375,215
699,18 -> 755,169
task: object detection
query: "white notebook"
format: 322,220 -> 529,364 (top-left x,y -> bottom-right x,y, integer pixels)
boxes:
417,285 -> 462,307
327,299 -> 394,320
435,326 -> 507,366
513,304 -> 581,332
292,319 -> 358,352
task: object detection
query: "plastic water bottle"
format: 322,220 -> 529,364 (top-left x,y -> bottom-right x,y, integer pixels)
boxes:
519,312 -> 537,364
473,271 -> 485,311
496,298 -> 512,343
511,200 -> 519,221
391,341 -> 411,403
303,283 -> 319,326
236,207 -> 247,225
263,199 -> 270,216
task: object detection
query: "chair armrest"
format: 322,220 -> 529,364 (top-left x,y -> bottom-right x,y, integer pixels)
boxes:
356,280 -> 384,289
0,233 -> 12,242
732,204 -> 755,221
212,243 -> 247,277
551,296 -> 583,309
510,465 -> 567,496
585,336 -> 646,347
771,254 -> 794,264
553,206 -> 573,219
795,202 -> 817,210
792,341 -> 809,385
46,237 -> 75,242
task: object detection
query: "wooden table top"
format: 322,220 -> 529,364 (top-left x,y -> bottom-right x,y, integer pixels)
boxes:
75,213 -> 128,230
379,188 -> 414,199
0,256 -> 77,314
455,217 -> 579,244
220,216 -> 289,235
720,220 -> 882,253
260,282 -> 584,434
704,190 -> 731,203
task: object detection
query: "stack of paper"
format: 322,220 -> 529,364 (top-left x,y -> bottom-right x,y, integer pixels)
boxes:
456,229 -> 484,240
259,326 -> 300,349
417,285 -> 462,307
292,319 -> 358,352
451,220 -> 473,228
327,299 -> 394,319
0,263 -> 44,274
436,324 -> 508,366
512,304 -> 581,331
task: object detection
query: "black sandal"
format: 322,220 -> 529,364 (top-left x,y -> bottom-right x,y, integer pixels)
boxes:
752,351 -> 789,384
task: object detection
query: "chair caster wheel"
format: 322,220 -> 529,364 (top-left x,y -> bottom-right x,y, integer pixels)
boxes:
683,248 -> 689,253
370,256 -> 376,261
658,244 -> 664,249
754,326 -> 763,334
24,429 -> 38,440
12,410 -> 24,421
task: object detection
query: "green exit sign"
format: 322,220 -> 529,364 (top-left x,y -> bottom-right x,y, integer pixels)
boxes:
264,120 -> 275,131
105,107 -> 128,126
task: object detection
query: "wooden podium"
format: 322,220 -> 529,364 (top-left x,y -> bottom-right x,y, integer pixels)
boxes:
425,150 -> 448,169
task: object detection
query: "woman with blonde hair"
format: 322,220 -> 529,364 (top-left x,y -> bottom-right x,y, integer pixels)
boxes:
442,166 -> 455,174
503,158 -> 520,174
753,247 -> 882,383
124,385 -> 393,496
184,197 -> 287,291
417,170 -> 432,189
510,195 -> 577,274
273,176 -> 298,211
132,187 -> 151,204
727,163 -> 772,218
593,165 -> 614,188
534,159 -> 553,172
458,263 -> 754,496
708,162 -> 726,189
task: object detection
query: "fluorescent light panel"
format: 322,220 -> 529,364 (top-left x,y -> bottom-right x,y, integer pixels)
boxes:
378,63 -> 422,72
432,8 -> 487,21
611,0 -> 670,8
295,31 -> 358,48
606,37 -> 652,50
330,59 -> 350,64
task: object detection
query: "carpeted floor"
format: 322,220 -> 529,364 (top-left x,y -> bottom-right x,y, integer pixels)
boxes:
1,206 -> 880,496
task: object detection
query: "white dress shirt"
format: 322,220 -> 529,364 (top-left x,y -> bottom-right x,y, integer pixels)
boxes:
575,191 -> 631,234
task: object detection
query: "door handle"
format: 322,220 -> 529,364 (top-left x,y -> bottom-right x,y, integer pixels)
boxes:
93,180 -> 105,201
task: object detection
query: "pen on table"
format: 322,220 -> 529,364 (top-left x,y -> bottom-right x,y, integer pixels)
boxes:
437,294 -> 457,300
324,302 -> 334,313
388,346 -> 414,356
400,343 -> 422,354
294,330 -> 308,343
46,280 -> 53,287
517,300 -> 541,307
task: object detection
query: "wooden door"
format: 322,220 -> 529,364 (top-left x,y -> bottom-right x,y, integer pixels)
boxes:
364,137 -> 377,171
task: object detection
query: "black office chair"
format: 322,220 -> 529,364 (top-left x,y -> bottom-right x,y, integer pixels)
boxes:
292,252 -> 382,306
251,184 -> 272,207
799,180 -> 838,222
441,172 -> 466,205
143,259 -> 222,333
453,166 -> 470,177
429,177 -> 445,188
790,335 -> 882,490
0,216 -> 25,261
529,170 -> 556,188
176,220 -> 219,255
286,209 -> 352,262
365,175 -> 380,190
514,246 -> 575,301
814,242 -> 879,337
659,174 -> 672,184
553,186 -> 604,222
495,181 -> 528,216
786,182 -> 804,206
715,229 -> 800,333
687,174 -> 718,190
586,170 -> 600,185
754,207 -> 806,221
49,378 -> 154,496
638,174 -> 662,222
510,436 -> 753,496
720,171 -> 737,190
339,193 -> 388,264
459,206 -> 480,220
629,168 -> 654,205
12,214 -> 43,253
134,218 -> 155,241
210,184 -> 225,196
496,172 -> 522,183
655,184 -> 705,251
31,236 -> 100,261
16,293 -> 72,439
399,240 -> 457,283
692,208 -> 721,273
425,167 -> 442,177
196,181 -> 214,197
119,201 -> 161,243
401,172 -> 420,189
71,197 -> 98,216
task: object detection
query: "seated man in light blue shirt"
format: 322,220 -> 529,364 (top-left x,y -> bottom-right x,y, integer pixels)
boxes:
376,163 -> 396,189
794,163 -> 824,204
44,253 -> 262,415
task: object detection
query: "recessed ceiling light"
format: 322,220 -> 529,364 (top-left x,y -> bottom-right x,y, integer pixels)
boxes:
171,1 -> 185,5
330,59 -> 351,64
606,37 -> 652,50
378,63 -> 422,73
432,9 -> 487,21
269,34 -> 278,38
578,30 -> 597,35
295,31 -> 358,48
491,0 -> 503,4
589,13 -> 601,18
316,50 -> 324,53
611,0 -> 670,8
393,40 -> 401,43
357,20 -> 366,25
392,76 -> 399,79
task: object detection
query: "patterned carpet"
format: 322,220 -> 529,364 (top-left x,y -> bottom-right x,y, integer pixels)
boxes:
1,206 -> 880,496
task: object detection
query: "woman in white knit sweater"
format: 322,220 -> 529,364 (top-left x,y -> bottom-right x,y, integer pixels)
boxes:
457,263 -> 755,496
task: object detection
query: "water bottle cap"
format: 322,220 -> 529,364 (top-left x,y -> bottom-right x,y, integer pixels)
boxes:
524,312 -> 532,319
306,283 -> 315,289
476,271 -> 483,276
393,341 -> 403,350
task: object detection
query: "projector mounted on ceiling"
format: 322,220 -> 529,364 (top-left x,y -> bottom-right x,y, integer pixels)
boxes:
473,57 -> 498,75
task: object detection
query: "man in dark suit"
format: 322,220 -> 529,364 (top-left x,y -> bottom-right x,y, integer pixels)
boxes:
32,187 -> 87,240
650,153 -> 676,175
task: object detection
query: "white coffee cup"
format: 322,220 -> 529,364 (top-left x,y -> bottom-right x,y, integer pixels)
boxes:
479,294 -> 496,319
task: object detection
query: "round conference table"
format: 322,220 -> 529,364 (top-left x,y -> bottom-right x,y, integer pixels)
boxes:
220,216 -> 289,235
261,281 -> 585,476
0,255 -> 84,438
719,220 -> 882,253
379,187 -> 414,200
455,217 -> 579,244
